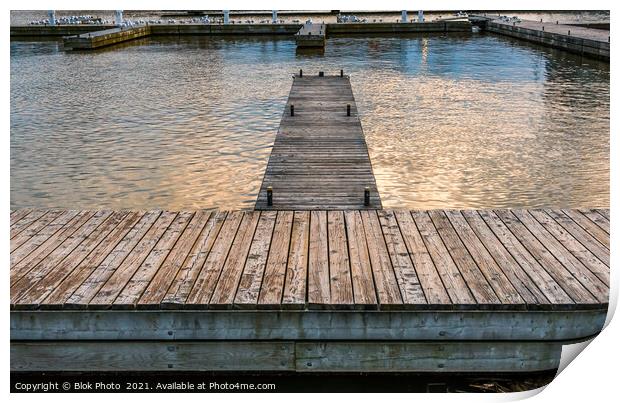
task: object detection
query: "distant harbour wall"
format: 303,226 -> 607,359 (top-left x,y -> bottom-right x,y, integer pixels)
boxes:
10,20 -> 609,61
486,21 -> 609,61
11,21 -> 471,38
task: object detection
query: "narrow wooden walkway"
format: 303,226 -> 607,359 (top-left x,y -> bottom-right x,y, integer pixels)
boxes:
10,208 -> 609,310
255,75 -> 381,210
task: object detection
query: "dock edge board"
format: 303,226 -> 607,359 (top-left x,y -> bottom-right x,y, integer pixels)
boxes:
11,340 -> 565,372
11,309 -> 606,341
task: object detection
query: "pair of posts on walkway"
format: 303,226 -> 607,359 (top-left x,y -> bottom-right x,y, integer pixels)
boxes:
401,10 -> 425,23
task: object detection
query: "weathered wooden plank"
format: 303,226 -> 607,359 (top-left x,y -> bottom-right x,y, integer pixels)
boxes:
54,211 -> 155,308
562,209 -> 609,249
161,211 -> 227,307
234,211 -> 277,308
10,209 -> 32,225
510,210 -> 608,304
493,210 -> 599,306
475,210 -> 574,307
257,211 -> 293,308
296,342 -> 562,372
411,211 -> 476,307
361,210 -> 402,307
578,209 -> 610,234
429,210 -> 500,307
378,210 -> 427,306
12,341 -> 294,372
544,209 -> 609,266
393,210 -> 451,307
13,310 -> 607,341
63,211 -> 161,308
529,210 -> 609,285
344,210 -> 377,307
112,211 -> 194,308
11,211 -> 116,304
307,210 -> 330,306
327,211 -> 353,307
138,211 -> 213,308
459,210 -> 548,306
185,211 -> 244,307
209,212 -> 262,308
14,212 -> 128,307
86,211 -> 177,308
443,210 -> 525,307
41,212 -> 145,307
10,210 -> 46,239
282,211 -> 310,308
597,209 -> 610,220
10,210 -> 74,257
10,211 -> 95,285
10,340 -> 561,373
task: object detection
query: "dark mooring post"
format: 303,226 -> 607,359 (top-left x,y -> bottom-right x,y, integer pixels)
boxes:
290,104 -> 295,116
267,186 -> 273,206
364,187 -> 370,206
299,69 -> 303,77
347,104 -> 351,116
319,71 -> 324,77
340,69 -> 344,77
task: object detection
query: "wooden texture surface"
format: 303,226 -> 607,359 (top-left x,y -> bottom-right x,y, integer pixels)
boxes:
255,75 -> 381,210
10,208 -> 609,310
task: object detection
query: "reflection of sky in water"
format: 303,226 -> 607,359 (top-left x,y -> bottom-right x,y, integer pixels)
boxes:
10,33 -> 609,210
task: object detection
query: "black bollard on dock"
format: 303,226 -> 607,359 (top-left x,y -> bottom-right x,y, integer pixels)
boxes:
319,71 -> 324,77
267,186 -> 273,206
299,69 -> 303,77
340,69 -> 344,77
364,187 -> 370,206
290,104 -> 294,116
347,104 -> 351,116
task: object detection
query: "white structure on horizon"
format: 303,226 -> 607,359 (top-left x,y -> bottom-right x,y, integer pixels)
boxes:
48,10 -> 56,26
223,10 -> 230,24
115,10 -> 123,26
401,10 -> 407,23
272,10 -> 277,23
418,10 -> 424,22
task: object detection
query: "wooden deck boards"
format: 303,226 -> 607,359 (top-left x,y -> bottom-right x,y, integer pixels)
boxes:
255,75 -> 381,210
10,208 -> 609,311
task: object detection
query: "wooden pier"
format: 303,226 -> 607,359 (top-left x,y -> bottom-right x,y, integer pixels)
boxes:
255,74 -> 381,210
295,22 -> 326,48
10,207 -> 609,372
63,26 -> 151,50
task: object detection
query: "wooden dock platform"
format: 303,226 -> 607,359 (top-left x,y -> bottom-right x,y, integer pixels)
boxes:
63,26 -> 151,50
10,207 -> 608,372
255,74 -> 381,210
295,22 -> 326,48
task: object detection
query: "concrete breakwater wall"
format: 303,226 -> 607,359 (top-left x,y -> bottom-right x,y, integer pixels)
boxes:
149,23 -> 302,35
13,21 -> 473,50
12,21 -> 471,38
11,25 -> 116,36
327,21 -> 471,34
486,20 -> 609,61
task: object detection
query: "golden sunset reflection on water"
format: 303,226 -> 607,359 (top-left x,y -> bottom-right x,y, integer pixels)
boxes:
11,33 -> 609,210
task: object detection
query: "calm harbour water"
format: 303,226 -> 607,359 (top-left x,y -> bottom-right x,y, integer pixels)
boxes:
10,32 -> 609,210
